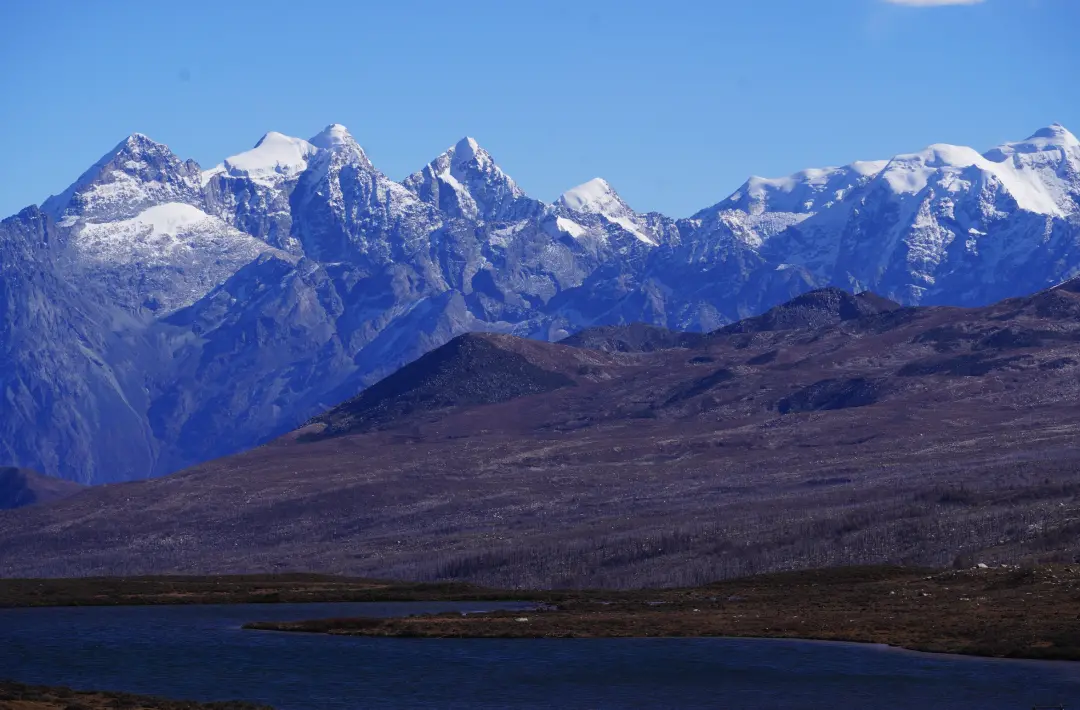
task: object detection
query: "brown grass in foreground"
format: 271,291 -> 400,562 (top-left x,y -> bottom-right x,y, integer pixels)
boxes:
0,574 -> 535,608
0,681 -> 271,710
244,565 -> 1080,661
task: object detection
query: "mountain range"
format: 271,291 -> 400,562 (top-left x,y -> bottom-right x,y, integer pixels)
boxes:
5,282 -> 1080,584
2,123 -> 1078,483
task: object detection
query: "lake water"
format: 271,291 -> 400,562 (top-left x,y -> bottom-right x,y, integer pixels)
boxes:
1,602 -> 1078,708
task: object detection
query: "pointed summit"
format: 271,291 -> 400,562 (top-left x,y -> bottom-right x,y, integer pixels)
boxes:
304,123 -> 373,172
42,132 -> 201,222
121,132 -> 165,149
557,178 -> 657,245
402,136 -> 537,222
452,136 -> 482,164
309,123 -> 356,150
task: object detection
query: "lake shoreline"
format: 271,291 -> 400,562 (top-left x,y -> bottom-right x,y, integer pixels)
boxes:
238,565 -> 1080,663
4,565 -> 1080,663
0,680 -> 272,709
0,573 -> 548,608
3,592 -> 1077,709
243,617 -> 1080,665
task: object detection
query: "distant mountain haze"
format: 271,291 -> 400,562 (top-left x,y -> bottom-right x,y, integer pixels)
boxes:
1,123 -> 1078,483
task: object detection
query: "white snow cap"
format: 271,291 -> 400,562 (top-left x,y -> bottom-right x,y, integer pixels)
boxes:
557,178 -> 657,245
746,161 -> 887,195
124,133 -> 158,146
986,123 -> 1079,158
447,136 -> 505,178
876,131 -> 1077,216
208,132 -> 319,186
309,123 -> 355,150
558,178 -> 622,214
1029,123 -> 1078,144
453,136 -> 481,163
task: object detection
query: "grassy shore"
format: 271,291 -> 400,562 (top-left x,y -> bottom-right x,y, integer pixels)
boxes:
242,565 -> 1080,661
5,566 -> 1080,661
0,681 -> 271,710
0,573 -> 545,608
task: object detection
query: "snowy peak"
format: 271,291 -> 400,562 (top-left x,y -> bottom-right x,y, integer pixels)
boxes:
310,123 -> 357,151
441,136 -> 505,179
556,178 -> 657,245
714,161 -> 888,217
877,143 -> 986,194
452,136 -> 482,165
42,133 -> 202,223
305,123 -> 375,174
980,124 -> 1080,214
872,134 -> 1077,216
557,178 -> 623,214
446,136 -> 510,182
402,136 -> 533,222
1023,123 -> 1079,149
709,125 -> 1078,222
203,132 -> 319,187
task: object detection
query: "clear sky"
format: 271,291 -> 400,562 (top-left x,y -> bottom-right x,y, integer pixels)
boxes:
1,0 -> 1076,218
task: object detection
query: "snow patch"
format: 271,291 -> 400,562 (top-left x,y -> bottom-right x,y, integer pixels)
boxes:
555,217 -> 587,238
608,216 -> 657,245
126,203 -> 214,236
77,204 -> 219,257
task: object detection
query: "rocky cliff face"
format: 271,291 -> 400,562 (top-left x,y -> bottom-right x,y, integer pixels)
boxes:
2,123 -> 1079,483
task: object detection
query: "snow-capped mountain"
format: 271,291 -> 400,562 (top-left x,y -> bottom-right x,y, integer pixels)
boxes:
556,178 -> 661,246
754,124 -> 1080,303
403,136 -> 541,223
41,133 -> 277,313
202,131 -> 320,252
2,122 -> 1078,483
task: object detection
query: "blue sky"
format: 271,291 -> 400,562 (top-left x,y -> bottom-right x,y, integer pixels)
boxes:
0,0 -> 1076,218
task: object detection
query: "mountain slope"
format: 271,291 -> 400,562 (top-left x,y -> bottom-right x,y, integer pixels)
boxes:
0,467 -> 85,510
403,137 -> 542,223
718,288 -> 903,333
311,333 -> 576,436
8,284 -> 1080,583
559,322 -> 706,352
0,207 -> 156,483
